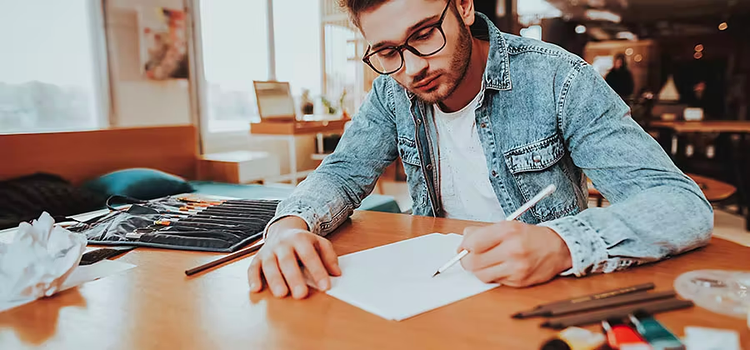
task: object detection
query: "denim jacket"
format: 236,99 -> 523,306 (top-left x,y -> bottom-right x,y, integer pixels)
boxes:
273,12 -> 713,277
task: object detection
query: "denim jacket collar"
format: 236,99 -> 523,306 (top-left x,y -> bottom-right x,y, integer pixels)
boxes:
405,11 -> 512,101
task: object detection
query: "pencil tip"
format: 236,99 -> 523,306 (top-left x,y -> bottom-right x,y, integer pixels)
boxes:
511,313 -> 522,319
432,271 -> 439,278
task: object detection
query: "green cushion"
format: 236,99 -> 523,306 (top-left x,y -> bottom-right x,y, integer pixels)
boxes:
189,181 -> 401,213
83,168 -> 195,200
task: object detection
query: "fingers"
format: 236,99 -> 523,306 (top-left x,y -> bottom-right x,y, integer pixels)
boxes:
468,248 -> 535,287
472,262 -> 514,284
315,237 -> 341,276
460,222 -> 514,254
261,254 -> 288,298
247,256 -> 263,293
247,229 -> 340,299
457,226 -> 481,253
276,247 -> 309,299
460,245 -> 506,271
295,239 -> 331,291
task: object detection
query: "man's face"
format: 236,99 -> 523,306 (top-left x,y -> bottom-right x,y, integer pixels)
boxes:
359,0 -> 473,104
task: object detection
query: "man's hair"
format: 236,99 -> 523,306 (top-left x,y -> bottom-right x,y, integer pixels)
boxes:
338,0 -> 388,28
339,0 -> 453,28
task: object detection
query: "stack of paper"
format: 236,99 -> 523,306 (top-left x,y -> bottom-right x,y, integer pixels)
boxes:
317,233 -> 499,321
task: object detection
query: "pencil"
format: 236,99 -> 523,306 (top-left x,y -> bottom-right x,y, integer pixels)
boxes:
540,298 -> 693,329
512,282 -> 656,318
432,184 -> 557,278
543,290 -> 676,317
185,239 -> 264,276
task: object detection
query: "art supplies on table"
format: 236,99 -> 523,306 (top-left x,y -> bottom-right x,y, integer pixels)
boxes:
514,283 -> 656,319
540,313 -> 687,350
674,269 -> 750,319
541,298 -> 693,329
601,319 -> 650,350
185,240 -> 264,276
510,282 -> 694,330
540,327 -> 606,350
79,246 -> 137,265
311,233 -> 499,321
628,312 -> 684,349
683,327 -> 741,350
68,195 -> 277,252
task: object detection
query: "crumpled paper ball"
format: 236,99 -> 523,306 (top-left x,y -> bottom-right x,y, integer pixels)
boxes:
0,212 -> 86,302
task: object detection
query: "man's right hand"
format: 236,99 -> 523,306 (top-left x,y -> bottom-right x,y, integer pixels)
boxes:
247,216 -> 341,299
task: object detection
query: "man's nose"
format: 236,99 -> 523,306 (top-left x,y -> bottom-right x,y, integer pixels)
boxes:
403,50 -> 428,79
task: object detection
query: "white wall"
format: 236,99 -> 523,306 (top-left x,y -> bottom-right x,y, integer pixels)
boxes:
105,0 -> 191,127
102,0 -> 321,178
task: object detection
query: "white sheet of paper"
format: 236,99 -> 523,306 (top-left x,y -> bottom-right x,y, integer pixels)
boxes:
684,327 -> 741,350
0,259 -> 135,313
321,233 -> 499,321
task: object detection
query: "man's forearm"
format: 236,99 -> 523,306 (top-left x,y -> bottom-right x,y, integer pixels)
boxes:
541,177 -> 713,277
270,170 -> 358,236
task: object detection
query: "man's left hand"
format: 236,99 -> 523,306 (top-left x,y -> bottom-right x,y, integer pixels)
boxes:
458,221 -> 573,287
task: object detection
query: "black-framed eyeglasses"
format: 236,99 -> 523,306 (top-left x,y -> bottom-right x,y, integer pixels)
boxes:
362,0 -> 451,75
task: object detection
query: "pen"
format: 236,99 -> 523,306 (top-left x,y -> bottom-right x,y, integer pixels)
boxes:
541,298 -> 694,329
432,184 -> 557,278
185,238 -> 265,276
512,282 -> 656,319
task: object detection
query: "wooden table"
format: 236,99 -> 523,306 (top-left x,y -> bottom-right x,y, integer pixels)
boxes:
650,120 -> 750,134
1,211 -> 748,349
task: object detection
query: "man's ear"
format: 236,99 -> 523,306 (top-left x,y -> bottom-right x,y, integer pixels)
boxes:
454,0 -> 475,26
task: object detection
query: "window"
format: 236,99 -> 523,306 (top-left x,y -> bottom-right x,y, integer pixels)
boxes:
0,0 -> 105,134
199,0 -> 269,131
323,23 -> 359,112
274,1 -> 322,98
320,0 -> 378,116
198,0 -> 323,132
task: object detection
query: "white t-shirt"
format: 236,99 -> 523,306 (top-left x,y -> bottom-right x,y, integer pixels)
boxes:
433,93 -> 506,222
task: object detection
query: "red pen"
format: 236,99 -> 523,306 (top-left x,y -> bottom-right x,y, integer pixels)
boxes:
602,319 -> 652,350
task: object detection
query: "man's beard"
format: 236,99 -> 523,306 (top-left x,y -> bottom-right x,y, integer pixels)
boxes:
408,22 -> 473,104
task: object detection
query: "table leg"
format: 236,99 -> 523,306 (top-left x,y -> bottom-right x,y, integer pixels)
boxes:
654,127 -> 674,157
654,127 -> 686,168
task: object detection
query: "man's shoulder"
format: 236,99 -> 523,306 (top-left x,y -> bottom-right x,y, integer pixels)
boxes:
500,33 -> 586,70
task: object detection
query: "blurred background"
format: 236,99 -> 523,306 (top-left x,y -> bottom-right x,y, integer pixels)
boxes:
1,0 -> 749,237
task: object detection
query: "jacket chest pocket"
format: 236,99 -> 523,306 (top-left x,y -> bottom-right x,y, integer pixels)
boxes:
398,137 -> 421,166
503,133 -> 579,222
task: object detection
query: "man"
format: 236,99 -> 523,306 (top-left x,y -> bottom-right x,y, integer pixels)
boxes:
248,0 -> 713,299
605,53 -> 634,99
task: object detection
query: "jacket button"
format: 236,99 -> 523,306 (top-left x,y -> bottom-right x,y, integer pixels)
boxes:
480,123 -> 487,128
426,164 -> 433,171
491,170 -> 498,177
532,154 -> 542,163
416,119 -> 422,125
